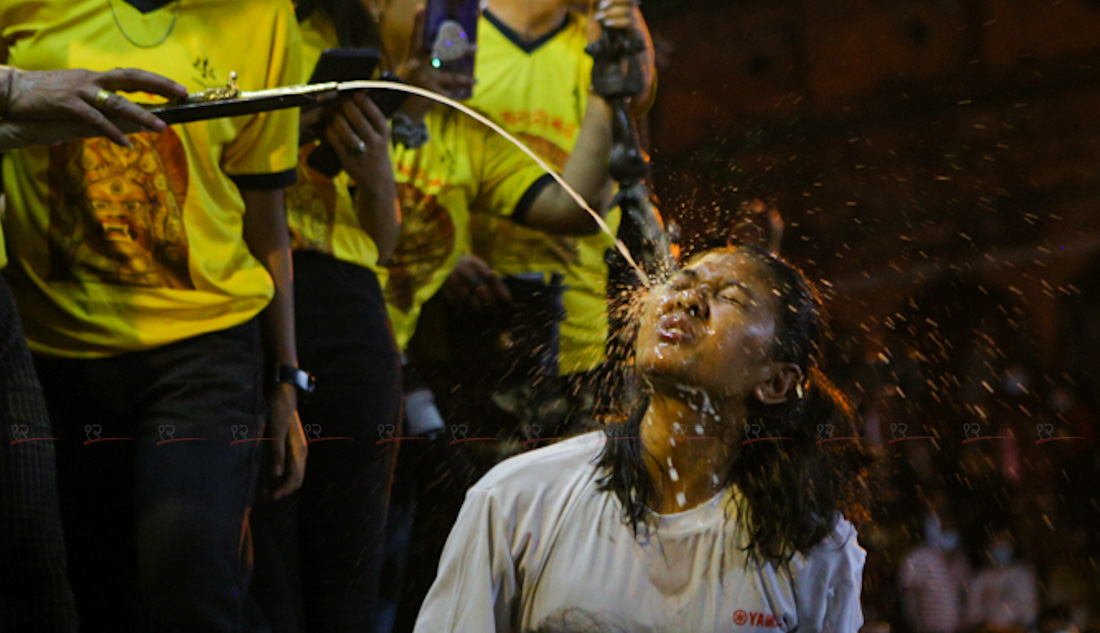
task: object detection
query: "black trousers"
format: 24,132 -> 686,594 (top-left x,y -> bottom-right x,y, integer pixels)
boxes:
0,275 -> 78,632
251,251 -> 402,632
35,319 -> 267,633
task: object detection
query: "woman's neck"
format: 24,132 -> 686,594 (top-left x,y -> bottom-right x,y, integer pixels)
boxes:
641,387 -> 742,514
485,0 -> 570,42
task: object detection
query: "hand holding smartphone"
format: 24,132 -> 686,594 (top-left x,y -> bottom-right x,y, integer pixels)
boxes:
423,0 -> 480,101
306,48 -> 408,177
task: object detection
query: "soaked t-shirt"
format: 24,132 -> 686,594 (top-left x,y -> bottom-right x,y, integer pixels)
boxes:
414,432 -> 867,633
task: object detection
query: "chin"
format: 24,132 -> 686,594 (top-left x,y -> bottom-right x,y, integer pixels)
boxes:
636,342 -> 698,388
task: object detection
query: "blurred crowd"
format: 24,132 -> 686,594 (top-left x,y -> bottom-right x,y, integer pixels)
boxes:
833,291 -> 1100,633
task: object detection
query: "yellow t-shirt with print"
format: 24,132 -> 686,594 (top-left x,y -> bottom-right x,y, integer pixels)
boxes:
465,9 -> 619,375
286,10 -> 383,274
385,107 -> 550,350
0,0 -> 303,358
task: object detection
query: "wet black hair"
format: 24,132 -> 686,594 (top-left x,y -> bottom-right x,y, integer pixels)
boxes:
596,245 -> 874,565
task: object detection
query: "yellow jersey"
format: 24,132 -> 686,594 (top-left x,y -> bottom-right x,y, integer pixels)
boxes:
286,9 -> 384,273
385,107 -> 552,350
466,9 -> 619,375
0,0 -> 303,357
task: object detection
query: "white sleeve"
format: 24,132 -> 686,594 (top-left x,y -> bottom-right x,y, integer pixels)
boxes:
796,522 -> 867,633
412,488 -> 519,633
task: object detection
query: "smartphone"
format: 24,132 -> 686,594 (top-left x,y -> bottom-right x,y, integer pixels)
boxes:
423,0 -> 479,100
307,50 -> 409,177
310,47 -> 382,84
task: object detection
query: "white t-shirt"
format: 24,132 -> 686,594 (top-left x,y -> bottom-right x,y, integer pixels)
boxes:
414,432 -> 867,633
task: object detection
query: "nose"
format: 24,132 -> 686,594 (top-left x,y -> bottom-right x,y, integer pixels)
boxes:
661,285 -> 709,321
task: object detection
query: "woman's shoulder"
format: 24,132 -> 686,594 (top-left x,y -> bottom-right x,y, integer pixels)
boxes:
470,432 -> 607,507
790,516 -> 867,581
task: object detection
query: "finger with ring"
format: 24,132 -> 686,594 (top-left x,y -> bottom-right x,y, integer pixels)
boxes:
94,89 -> 116,110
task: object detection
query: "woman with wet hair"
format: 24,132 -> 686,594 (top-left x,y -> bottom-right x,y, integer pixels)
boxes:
414,245 -> 873,632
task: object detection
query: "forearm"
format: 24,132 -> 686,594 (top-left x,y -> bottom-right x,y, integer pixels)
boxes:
525,95 -> 614,234
356,182 -> 401,265
242,188 -> 299,386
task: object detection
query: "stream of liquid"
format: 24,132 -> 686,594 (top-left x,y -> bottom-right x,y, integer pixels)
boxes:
338,80 -> 650,286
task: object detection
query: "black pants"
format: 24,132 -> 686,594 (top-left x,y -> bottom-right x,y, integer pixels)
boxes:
251,251 -> 402,632
35,319 -> 267,633
0,275 -> 78,632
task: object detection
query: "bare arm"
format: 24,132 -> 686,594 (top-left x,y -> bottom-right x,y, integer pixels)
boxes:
325,93 -> 402,264
241,187 -> 307,500
521,94 -> 615,235
520,0 -> 647,235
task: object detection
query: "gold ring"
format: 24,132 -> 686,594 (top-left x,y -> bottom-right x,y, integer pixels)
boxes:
93,89 -> 115,110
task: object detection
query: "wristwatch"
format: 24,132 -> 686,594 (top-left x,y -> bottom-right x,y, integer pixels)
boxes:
391,111 -> 429,149
274,365 -> 316,394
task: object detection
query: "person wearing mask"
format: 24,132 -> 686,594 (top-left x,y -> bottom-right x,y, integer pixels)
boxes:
0,1 -> 306,630
0,65 -> 186,633
439,0 -> 657,437
899,504 -> 972,633
965,528 -> 1038,631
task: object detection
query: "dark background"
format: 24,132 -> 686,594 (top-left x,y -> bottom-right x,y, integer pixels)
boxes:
640,0 -> 1100,628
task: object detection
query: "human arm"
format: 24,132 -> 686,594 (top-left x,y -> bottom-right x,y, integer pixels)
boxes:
517,0 -> 647,235
242,188 -> 308,500
412,488 -> 518,633
324,92 -> 402,263
441,254 -> 513,311
0,67 -> 186,149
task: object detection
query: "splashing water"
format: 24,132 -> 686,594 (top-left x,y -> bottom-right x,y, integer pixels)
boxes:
337,80 -> 650,285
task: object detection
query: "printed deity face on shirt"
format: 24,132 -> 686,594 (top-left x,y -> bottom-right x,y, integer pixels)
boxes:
635,249 -> 783,401
46,131 -> 194,289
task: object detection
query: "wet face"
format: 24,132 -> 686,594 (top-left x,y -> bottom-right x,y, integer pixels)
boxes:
636,250 -> 789,401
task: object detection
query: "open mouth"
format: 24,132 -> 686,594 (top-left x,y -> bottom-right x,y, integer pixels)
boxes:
656,311 -> 699,343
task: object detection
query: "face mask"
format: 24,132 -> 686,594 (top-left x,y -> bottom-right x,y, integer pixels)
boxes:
991,543 -> 1014,565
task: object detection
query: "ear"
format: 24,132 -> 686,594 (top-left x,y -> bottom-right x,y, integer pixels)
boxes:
753,363 -> 803,405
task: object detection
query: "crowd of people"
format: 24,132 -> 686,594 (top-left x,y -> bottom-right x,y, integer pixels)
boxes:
834,307 -> 1100,631
11,1 -> 1096,633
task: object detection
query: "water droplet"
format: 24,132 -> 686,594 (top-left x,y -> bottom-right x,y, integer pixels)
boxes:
676,492 -> 687,508
669,467 -> 680,482
695,424 -> 704,435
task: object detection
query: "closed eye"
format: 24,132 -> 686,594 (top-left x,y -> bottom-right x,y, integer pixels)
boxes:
717,288 -> 745,305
